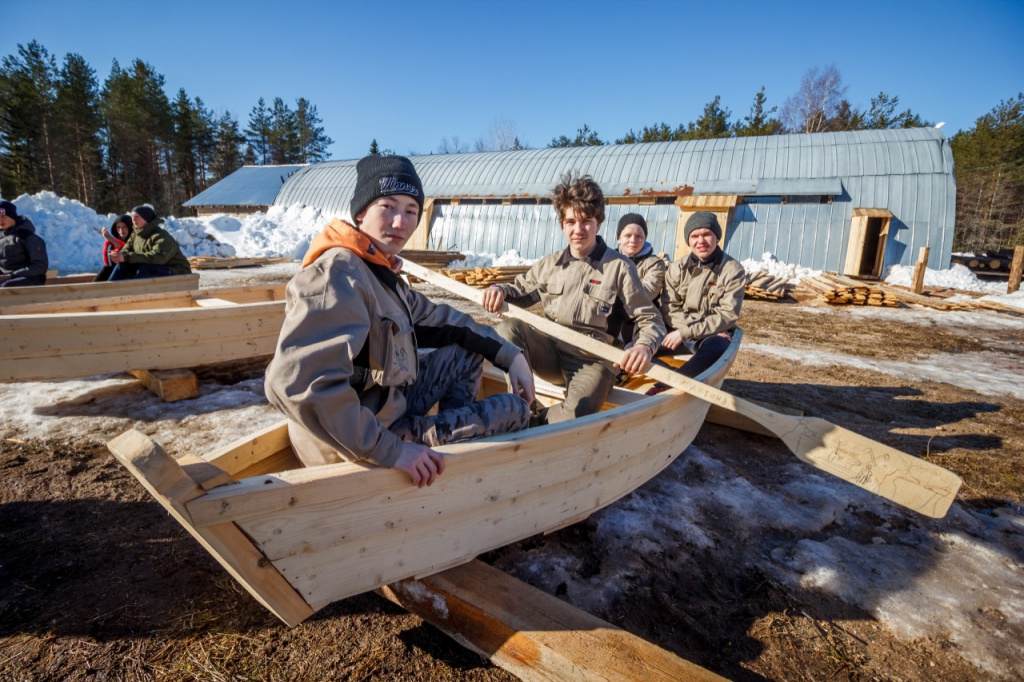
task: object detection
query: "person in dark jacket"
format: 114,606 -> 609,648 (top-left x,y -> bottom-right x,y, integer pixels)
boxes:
0,199 -> 48,288
108,205 -> 192,279
93,214 -> 133,282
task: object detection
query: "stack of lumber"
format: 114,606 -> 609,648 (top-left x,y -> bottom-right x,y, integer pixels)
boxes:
188,256 -> 293,269
439,266 -> 531,287
400,250 -> 466,270
799,275 -> 901,307
744,271 -> 793,300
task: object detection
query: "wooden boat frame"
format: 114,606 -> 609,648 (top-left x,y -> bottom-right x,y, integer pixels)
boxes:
0,273 -> 200,307
0,282 -> 287,382
108,331 -> 741,626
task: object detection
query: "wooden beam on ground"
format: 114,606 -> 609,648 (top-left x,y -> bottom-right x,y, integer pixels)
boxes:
911,246 -> 930,294
1009,245 -> 1024,294
705,399 -> 804,437
379,559 -> 726,682
129,369 -> 199,402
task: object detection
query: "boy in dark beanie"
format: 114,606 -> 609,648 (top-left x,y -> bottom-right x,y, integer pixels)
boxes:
656,210 -> 745,381
614,212 -> 666,346
266,155 -> 534,487
0,199 -> 49,287
107,204 -> 191,279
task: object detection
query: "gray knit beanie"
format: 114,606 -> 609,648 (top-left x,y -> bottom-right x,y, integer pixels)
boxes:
350,155 -> 424,221
683,211 -> 722,241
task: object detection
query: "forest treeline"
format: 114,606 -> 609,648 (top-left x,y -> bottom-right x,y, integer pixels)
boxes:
0,41 -> 332,217
1,44 -> 1020,253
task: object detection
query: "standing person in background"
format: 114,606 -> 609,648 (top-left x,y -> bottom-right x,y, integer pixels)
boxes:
0,199 -> 48,288
657,211 -> 745,380
482,174 -> 665,425
265,155 -> 534,488
613,212 -> 666,347
108,205 -> 191,280
93,214 -> 133,282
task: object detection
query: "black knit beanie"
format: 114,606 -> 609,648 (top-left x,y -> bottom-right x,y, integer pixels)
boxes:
683,211 -> 722,241
132,205 -> 157,224
0,200 -> 18,221
350,155 -> 425,221
616,212 -> 648,239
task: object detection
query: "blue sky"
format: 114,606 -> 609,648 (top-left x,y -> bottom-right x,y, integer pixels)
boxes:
5,0 -> 1023,160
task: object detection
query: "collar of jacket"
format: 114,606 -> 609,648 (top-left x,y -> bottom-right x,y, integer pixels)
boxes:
301,218 -> 402,273
556,235 -> 609,267
134,219 -> 164,238
686,246 -> 724,269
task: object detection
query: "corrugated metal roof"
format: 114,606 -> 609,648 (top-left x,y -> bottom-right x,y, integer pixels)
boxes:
183,165 -> 306,207
273,127 -> 951,217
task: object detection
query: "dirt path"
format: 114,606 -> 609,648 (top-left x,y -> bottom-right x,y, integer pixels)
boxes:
1,284 -> 1022,681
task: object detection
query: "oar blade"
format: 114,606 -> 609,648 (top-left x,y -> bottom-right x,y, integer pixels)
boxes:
778,416 -> 962,518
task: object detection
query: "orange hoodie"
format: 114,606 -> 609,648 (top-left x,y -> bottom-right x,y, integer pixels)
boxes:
301,218 -> 403,273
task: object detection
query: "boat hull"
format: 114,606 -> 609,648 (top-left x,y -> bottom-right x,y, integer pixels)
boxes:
108,331 -> 741,626
0,287 -> 286,381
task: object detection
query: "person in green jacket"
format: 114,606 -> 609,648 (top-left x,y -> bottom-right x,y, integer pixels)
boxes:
108,205 -> 191,279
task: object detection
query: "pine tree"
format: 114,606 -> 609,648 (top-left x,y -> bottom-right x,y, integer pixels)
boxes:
101,58 -> 174,212
54,52 -> 105,206
734,86 -> 782,137
267,97 -> 297,164
211,111 -> 245,180
548,124 -> 603,147
245,97 -> 271,165
369,139 -> 380,155
0,41 -> 60,196
294,97 -> 332,163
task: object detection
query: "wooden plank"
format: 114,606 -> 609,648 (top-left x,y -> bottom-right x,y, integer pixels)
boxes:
176,452 -> 235,491
129,369 -> 200,402
380,560 -> 726,682
0,282 -> 286,315
0,273 -> 199,306
1009,245 -> 1023,294
851,208 -> 893,218
0,302 -> 284,382
106,430 -> 314,626
204,422 -> 295,476
911,246 -> 930,294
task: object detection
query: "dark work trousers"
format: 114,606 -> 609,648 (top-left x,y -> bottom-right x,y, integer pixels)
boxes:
108,262 -> 176,280
495,318 -> 616,424
0,274 -> 46,287
389,344 -> 530,446
658,333 -> 732,378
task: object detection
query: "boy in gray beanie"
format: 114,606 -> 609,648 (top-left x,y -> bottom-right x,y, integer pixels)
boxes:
654,211 -> 745,384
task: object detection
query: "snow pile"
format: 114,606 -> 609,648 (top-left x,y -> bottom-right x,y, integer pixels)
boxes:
741,251 -> 821,283
178,203 -> 327,260
459,249 -> 536,269
978,288 -> 1024,312
10,191 -> 234,274
884,263 -> 1005,294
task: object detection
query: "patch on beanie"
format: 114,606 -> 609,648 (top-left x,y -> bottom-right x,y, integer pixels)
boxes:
380,177 -> 419,197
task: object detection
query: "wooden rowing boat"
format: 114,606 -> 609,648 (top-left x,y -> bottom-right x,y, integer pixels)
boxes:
0,283 -> 286,382
0,273 -> 200,307
106,332 -> 741,627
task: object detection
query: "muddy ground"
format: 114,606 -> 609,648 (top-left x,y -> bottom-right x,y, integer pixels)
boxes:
1,282 -> 1022,681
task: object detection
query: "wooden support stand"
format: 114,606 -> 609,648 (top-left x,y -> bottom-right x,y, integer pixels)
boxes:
129,369 -> 199,402
380,560 -> 726,682
911,246 -> 929,294
1009,245 -> 1024,294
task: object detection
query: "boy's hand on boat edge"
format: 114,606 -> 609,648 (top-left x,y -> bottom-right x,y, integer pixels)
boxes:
395,443 -> 446,487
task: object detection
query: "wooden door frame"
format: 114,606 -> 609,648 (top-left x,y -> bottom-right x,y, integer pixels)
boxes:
844,208 -> 893,278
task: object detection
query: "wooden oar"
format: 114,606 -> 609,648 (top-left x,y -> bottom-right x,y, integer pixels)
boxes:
402,260 -> 963,519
